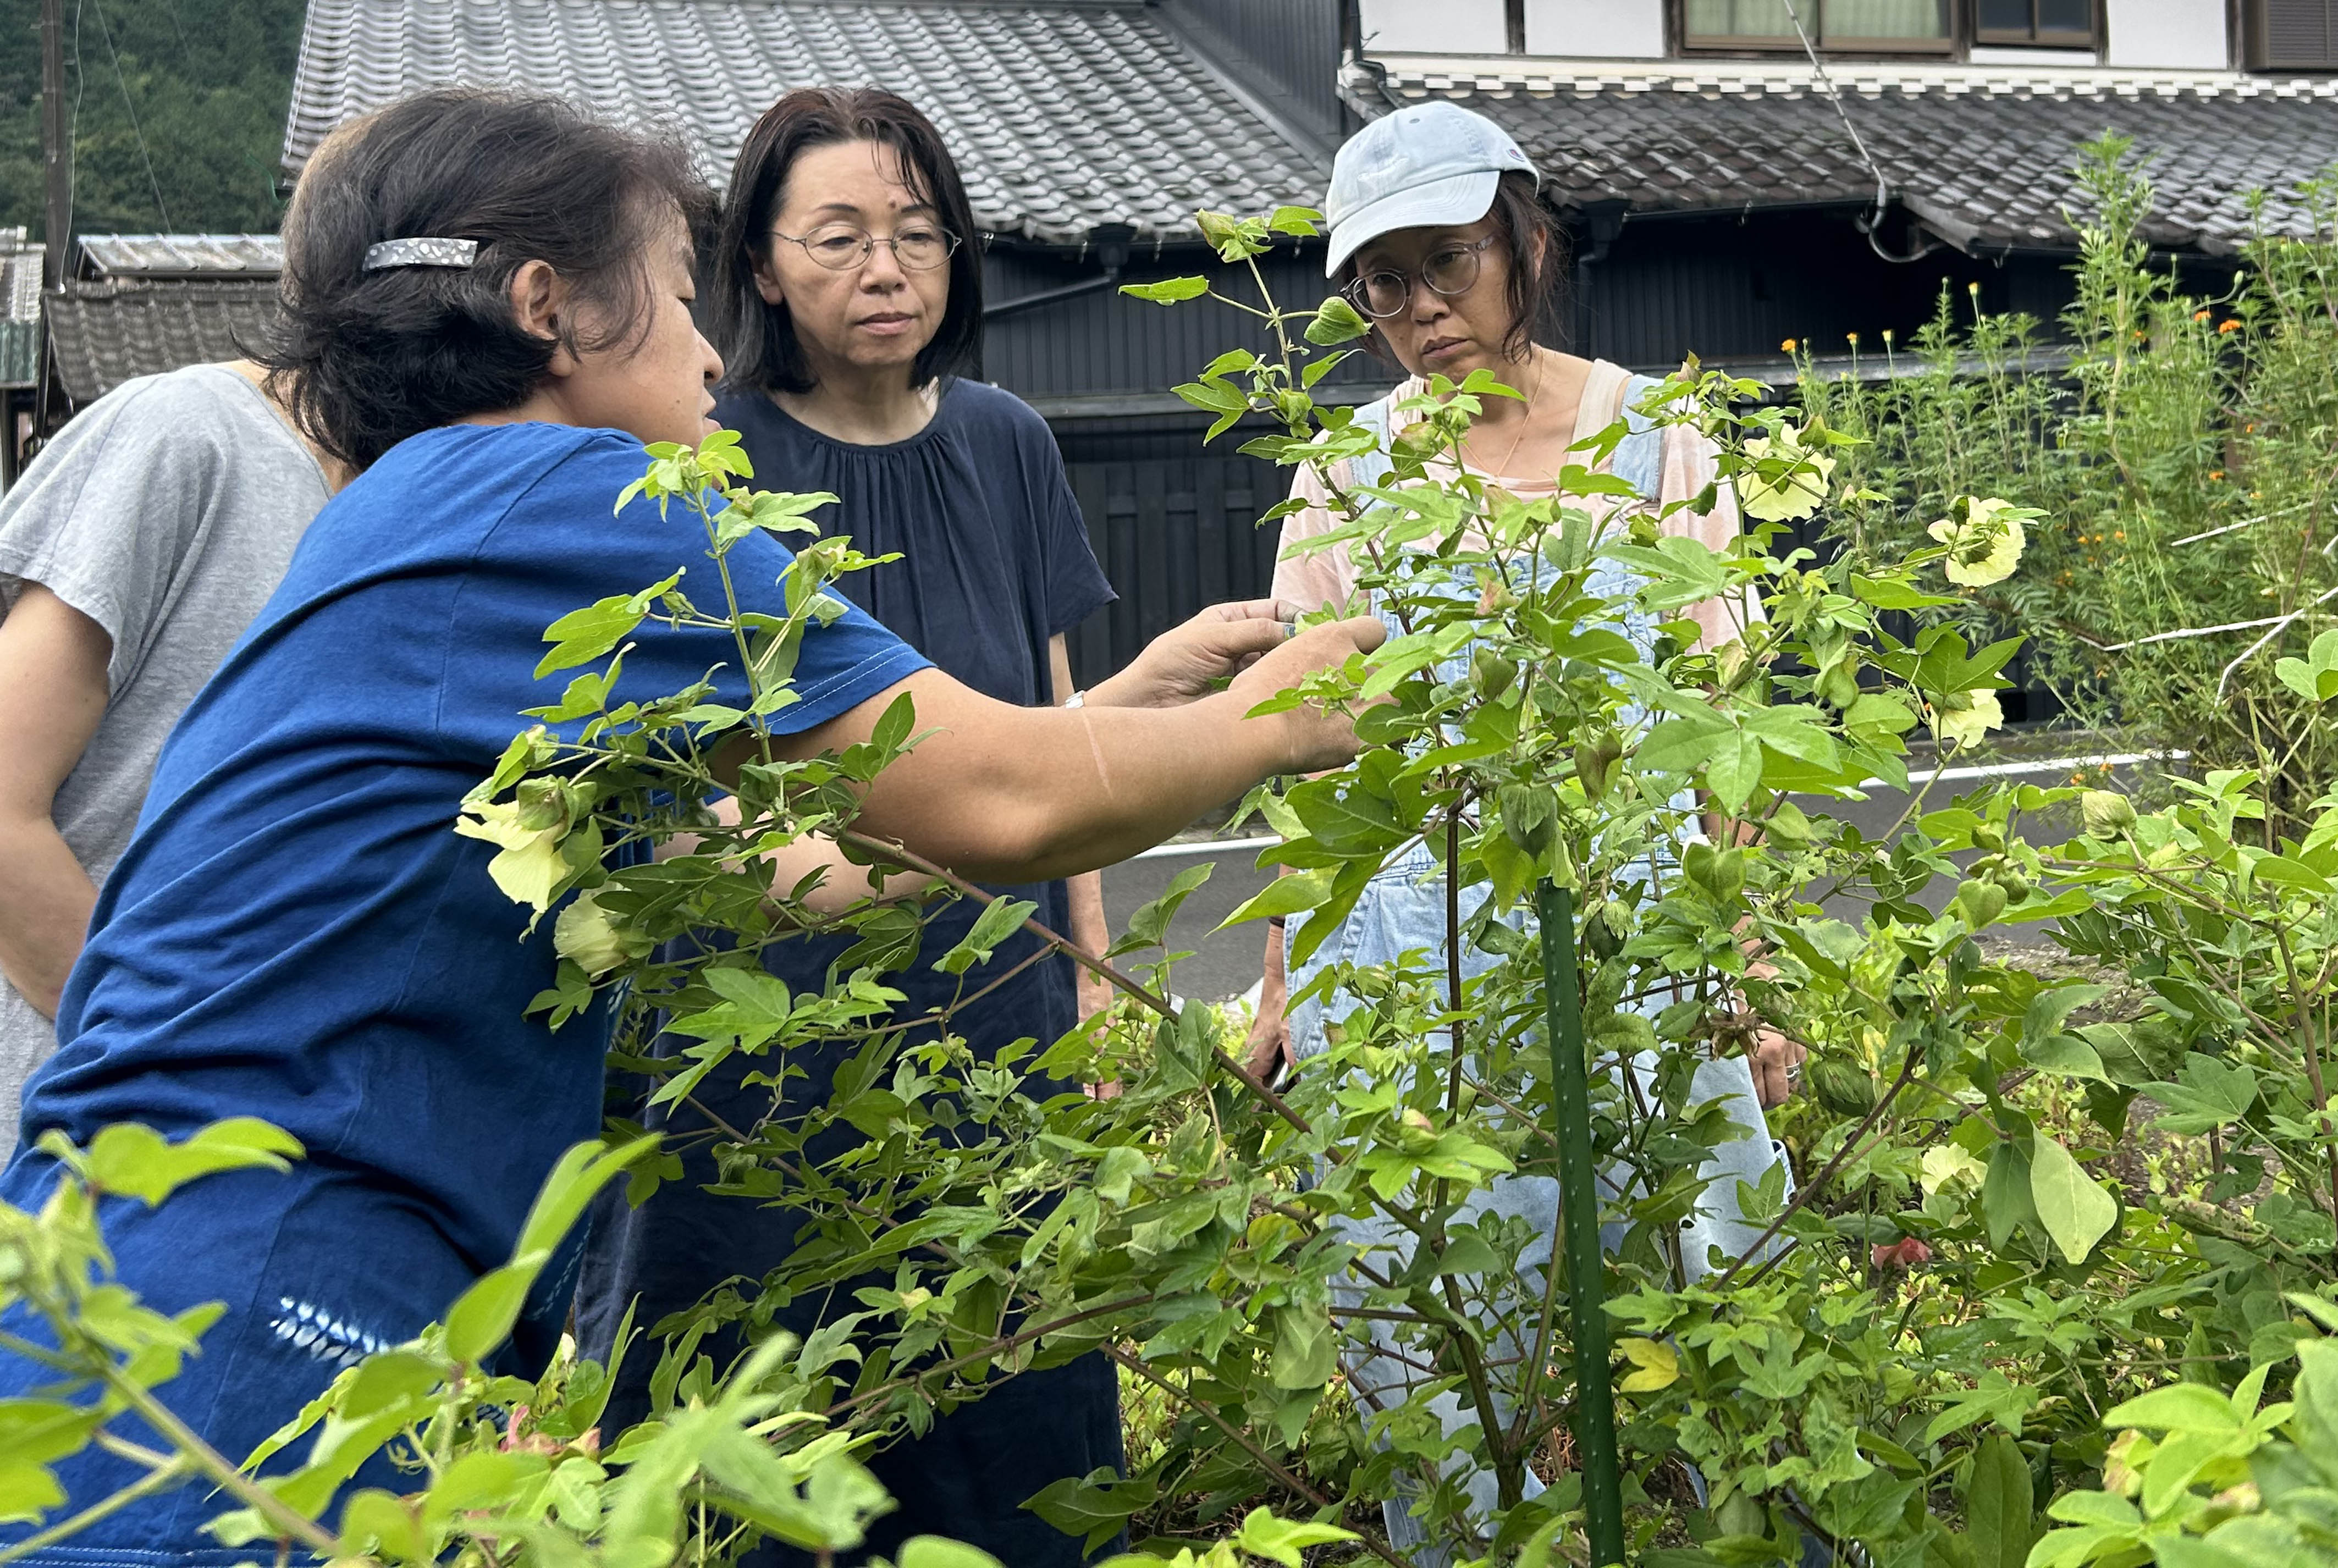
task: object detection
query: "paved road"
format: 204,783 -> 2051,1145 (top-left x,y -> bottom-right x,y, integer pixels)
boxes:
1100,747 -> 2169,1004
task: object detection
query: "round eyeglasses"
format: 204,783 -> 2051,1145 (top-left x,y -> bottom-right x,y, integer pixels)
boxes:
773,222 -> 961,272
1346,235 -> 1498,319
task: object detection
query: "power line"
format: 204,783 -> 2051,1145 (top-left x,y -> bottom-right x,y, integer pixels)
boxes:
87,0 -> 171,233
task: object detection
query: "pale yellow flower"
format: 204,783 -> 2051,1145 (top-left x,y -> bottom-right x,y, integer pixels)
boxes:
1738,426 -> 1834,522
1927,496 -> 2027,587
453,798 -> 569,914
1920,1144 -> 1987,1197
554,888 -> 652,976
1937,689 -> 2004,749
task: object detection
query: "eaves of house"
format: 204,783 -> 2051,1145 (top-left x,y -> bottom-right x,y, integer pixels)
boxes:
1358,54 -> 2338,257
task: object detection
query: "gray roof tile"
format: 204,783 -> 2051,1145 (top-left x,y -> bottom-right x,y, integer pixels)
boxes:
1372,59 -> 2338,252
45,280 -> 281,404
286,0 -> 1328,244
78,234 -> 285,278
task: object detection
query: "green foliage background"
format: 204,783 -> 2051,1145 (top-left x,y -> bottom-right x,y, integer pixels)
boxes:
0,0 -> 303,241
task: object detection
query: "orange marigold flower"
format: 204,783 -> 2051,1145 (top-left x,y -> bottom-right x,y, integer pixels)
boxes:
2115,531 -> 2126,542
2219,318 -> 2242,333
2210,470 -> 2226,481
2194,310 -> 2211,322
1781,337 -> 1797,353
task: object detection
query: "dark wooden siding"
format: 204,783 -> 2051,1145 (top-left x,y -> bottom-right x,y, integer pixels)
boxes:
980,244 -> 1382,406
1051,417 -> 1293,686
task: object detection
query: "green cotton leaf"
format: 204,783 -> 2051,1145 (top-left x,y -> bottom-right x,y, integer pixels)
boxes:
534,571 -> 683,678
1270,1302 -> 1338,1390
870,688 -> 918,753
1706,730 -> 1765,813
1636,711 -> 1735,774
1219,868 -> 1336,931
1850,572 -> 1960,611
2251,850 -> 2336,896
445,1261 -> 536,1367
1120,276 -> 1210,304
2145,1053 -> 2258,1134
1961,1433 -> 2039,1568
2102,1381 -> 2246,1434
1232,1509 -> 1361,1565
1924,1370 -> 2041,1445
82,1118 -> 304,1207
1981,1142 -> 2037,1252
0,1461 -> 64,1525
2026,1034 -> 2112,1084
933,897 -> 1038,976
2028,1135 -> 2119,1265
1302,350 -> 1354,388
897,1539 -> 1007,1568
514,1136 -> 661,1263
1023,1468 -> 1159,1557
1153,1004 -> 1217,1095
1110,862 -> 1213,956
1267,205 -> 1324,237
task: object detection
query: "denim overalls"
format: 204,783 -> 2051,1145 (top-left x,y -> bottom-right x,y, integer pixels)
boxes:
1282,374 -> 1794,1561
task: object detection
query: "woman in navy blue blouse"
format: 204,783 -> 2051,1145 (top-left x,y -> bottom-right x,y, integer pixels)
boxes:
576,89 -> 1134,1566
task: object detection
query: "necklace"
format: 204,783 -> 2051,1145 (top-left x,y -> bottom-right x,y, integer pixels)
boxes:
1466,351 -> 1550,481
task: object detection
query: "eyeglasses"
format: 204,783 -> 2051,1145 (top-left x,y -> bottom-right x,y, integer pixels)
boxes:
773,222 -> 961,272
1346,235 -> 1498,319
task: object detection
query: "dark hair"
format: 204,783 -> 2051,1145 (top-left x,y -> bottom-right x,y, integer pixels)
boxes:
1341,170 -> 1569,365
261,89 -> 714,469
712,87 -> 981,396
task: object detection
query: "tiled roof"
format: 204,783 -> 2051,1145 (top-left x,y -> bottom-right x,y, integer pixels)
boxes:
284,0 -> 1330,245
45,280 -> 282,404
78,234 -> 284,278
1365,57 -> 2338,253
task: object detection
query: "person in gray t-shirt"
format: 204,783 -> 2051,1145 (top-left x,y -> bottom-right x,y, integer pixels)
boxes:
0,361 -> 338,1133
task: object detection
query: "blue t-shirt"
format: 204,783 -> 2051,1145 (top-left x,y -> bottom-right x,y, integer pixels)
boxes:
13,421 -> 930,1285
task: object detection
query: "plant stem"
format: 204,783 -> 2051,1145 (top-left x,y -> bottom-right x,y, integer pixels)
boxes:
0,1448 -> 194,1564
97,1365 -> 340,1557
1536,880 -> 1624,1567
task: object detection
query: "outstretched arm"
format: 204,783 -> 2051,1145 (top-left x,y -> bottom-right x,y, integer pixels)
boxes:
760,616 -> 1382,887
0,586 -> 111,1018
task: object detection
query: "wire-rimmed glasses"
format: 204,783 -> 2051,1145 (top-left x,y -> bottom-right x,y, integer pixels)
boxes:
772,222 -> 961,272
1345,235 -> 1498,319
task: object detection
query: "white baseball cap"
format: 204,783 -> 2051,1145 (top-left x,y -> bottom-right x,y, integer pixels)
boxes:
1322,102 -> 1541,278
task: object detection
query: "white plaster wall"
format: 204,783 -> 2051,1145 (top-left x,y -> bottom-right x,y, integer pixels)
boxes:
1525,0 -> 1668,57
2102,0 -> 2230,68
1357,0 -> 1509,55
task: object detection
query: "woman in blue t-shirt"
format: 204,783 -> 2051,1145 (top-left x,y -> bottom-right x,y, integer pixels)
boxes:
0,89 -> 1380,1568
573,89 -> 1134,1566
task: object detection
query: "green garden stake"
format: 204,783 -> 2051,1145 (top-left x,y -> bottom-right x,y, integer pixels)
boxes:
1537,878 -> 1625,1566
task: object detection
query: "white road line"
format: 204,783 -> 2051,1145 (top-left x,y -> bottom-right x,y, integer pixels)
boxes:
1124,752 -> 2186,862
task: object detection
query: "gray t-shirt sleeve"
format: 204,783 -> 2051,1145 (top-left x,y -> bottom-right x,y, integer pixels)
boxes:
0,371 -> 242,695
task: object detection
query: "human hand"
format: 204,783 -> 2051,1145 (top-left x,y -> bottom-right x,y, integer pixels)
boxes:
1089,599 -> 1306,710
1225,615 -> 1387,774
1243,973 -> 1289,1080
1750,1025 -> 1806,1109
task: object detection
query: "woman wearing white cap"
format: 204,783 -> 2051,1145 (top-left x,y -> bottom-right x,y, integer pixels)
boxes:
1244,101 -> 1806,1561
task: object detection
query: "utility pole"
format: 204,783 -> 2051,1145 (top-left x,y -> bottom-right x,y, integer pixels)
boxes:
41,0 -> 69,290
